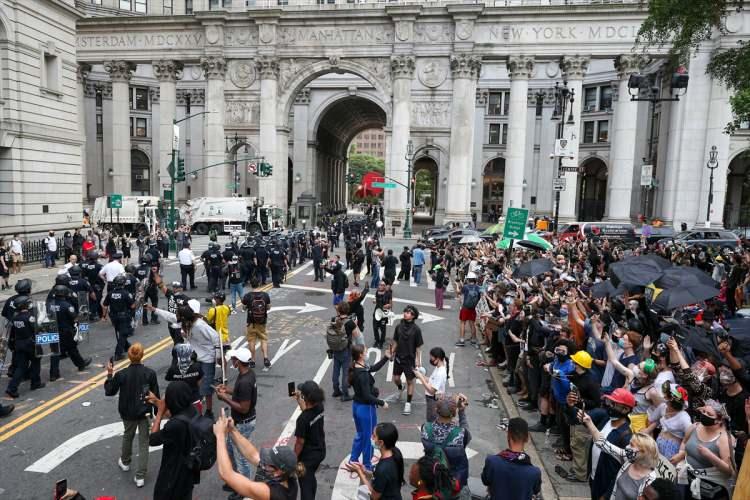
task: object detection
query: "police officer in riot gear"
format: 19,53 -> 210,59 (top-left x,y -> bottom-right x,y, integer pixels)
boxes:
255,240 -> 269,285
48,285 -> 92,380
239,240 -> 256,285
81,251 -> 104,321
269,243 -> 287,288
202,242 -> 223,293
5,296 -> 43,398
146,240 -> 161,271
102,275 -> 135,361
123,264 -> 139,295
2,279 -> 35,378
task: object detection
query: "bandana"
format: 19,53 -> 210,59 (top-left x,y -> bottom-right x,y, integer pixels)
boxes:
498,449 -> 532,465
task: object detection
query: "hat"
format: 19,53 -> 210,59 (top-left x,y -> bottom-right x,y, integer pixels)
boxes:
466,271 -> 477,280
187,299 -> 201,314
715,256 -> 723,262
570,350 -> 593,369
171,281 -> 183,289
435,398 -> 456,418
603,388 -> 636,408
225,347 -> 252,364
260,446 -> 298,473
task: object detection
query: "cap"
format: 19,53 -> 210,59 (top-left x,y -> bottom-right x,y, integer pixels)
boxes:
187,299 -> 201,314
260,446 -> 298,473
435,398 -> 456,418
570,350 -> 593,369
225,347 -> 252,364
715,256 -> 724,262
171,281 -> 183,289
603,388 -> 636,408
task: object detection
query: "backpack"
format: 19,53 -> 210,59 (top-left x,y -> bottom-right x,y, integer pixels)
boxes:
424,422 -> 462,481
463,286 -> 480,309
250,294 -> 267,323
175,413 -> 217,471
326,320 -> 348,352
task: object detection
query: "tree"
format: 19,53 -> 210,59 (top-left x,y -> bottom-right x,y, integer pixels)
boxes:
636,1 -> 748,132
346,152 -> 385,200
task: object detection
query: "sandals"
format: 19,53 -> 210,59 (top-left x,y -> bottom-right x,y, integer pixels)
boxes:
555,450 -> 573,461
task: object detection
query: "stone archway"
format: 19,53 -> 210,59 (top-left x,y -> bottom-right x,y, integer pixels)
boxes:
724,150 -> 750,228
227,139 -> 258,197
578,158 -> 607,221
413,156 -> 439,224
482,158 -> 505,220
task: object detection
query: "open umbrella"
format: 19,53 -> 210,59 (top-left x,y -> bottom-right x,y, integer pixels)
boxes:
512,258 -> 554,278
591,280 -> 617,298
609,254 -> 672,287
482,223 -> 503,235
646,265 -> 719,311
496,231 -> 553,251
459,235 -> 483,245
653,266 -> 718,290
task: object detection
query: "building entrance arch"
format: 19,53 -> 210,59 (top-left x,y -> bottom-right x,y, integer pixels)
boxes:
578,158 -> 608,221
482,158 -> 505,221
414,156 -> 439,224
131,149 -> 150,195
724,150 -> 750,228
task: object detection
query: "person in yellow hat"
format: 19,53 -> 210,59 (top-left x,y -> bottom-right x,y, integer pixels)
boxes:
557,349 -> 602,483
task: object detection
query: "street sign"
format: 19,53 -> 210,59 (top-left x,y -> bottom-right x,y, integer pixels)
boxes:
162,183 -> 171,188
554,137 -> 578,158
372,182 -> 397,189
108,194 -> 122,209
640,164 -> 653,186
172,124 -> 180,150
247,162 -> 257,174
559,166 -> 584,173
503,207 -> 529,239
553,178 -> 566,191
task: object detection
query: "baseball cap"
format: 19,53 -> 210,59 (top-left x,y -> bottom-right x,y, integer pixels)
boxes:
603,388 -> 636,408
225,347 -> 252,364
570,351 -> 593,369
260,445 -> 297,473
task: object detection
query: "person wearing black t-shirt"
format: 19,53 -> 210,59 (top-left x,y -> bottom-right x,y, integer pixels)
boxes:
165,343 -> 203,412
292,381 -> 326,500
217,347 -> 258,486
346,422 -> 405,500
392,306 -> 423,416
383,249 -> 399,286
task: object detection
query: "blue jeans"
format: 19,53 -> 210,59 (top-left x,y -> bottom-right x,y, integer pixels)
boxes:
370,263 -> 380,287
227,419 -> 256,479
333,293 -> 344,305
351,401 -> 377,470
413,265 -> 423,285
331,348 -> 350,394
230,282 -> 244,308
45,250 -> 56,268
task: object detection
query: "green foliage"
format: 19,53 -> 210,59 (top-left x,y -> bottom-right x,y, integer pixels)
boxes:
347,152 -> 385,200
636,0 -> 748,131
414,170 -> 434,206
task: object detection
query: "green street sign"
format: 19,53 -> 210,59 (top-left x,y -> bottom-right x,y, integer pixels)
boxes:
108,194 -> 123,209
372,182 -> 397,189
163,189 -> 172,200
503,207 -> 529,240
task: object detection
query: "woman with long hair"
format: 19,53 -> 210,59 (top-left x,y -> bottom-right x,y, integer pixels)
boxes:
413,347 -> 450,422
409,454 -> 459,500
348,344 -> 390,471
346,422 -> 405,500
292,380 -> 326,500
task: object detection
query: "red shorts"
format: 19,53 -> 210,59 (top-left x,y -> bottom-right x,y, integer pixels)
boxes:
459,307 -> 476,322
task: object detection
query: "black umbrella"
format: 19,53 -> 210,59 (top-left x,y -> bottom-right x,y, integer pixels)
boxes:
676,325 -> 722,361
609,254 -> 672,287
647,283 -> 719,311
512,258 -> 554,278
653,266 -> 718,290
591,279 -> 643,298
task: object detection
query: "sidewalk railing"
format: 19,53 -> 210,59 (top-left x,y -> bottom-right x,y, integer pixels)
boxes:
7,237 -> 64,265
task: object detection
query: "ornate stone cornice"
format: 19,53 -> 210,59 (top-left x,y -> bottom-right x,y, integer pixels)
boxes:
255,56 -> 280,80
104,60 -> 135,82
201,56 -> 227,80
176,89 -> 205,106
391,55 -> 416,79
294,88 -> 310,105
560,55 -> 590,80
153,59 -> 184,82
507,55 -> 535,80
77,63 -> 91,84
476,88 -> 489,106
614,54 -> 649,79
450,53 -> 481,79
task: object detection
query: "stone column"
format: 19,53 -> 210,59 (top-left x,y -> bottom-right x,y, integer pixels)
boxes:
292,90 -> 310,202
445,53 -> 482,222
606,54 -> 648,222
503,56 -> 534,215
276,127 -> 290,211
256,56 -> 280,206
557,55 -> 590,221
104,60 -> 135,194
200,56 -> 227,196
473,89 -> 488,223
153,60 -> 183,196
77,63 -> 91,202
386,55 -> 415,225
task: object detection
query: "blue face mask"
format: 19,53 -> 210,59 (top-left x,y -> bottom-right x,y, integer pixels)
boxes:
371,438 -> 379,450
617,339 -> 626,349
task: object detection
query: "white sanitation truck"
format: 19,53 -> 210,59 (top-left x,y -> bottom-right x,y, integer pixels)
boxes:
91,195 -> 159,235
180,196 -> 284,235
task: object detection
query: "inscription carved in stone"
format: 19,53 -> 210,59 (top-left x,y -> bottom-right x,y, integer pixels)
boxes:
411,102 -> 450,128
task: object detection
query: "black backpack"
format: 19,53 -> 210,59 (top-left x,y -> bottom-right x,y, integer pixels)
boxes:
463,286 -> 480,309
175,413 -> 217,471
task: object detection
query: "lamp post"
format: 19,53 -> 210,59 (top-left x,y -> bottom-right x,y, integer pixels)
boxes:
552,81 -> 575,236
706,145 -> 719,226
404,139 -> 414,239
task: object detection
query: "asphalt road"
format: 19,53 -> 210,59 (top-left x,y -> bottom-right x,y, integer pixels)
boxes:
0,236 -> 511,500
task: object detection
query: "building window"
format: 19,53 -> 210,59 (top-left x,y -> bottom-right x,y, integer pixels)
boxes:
96,114 -> 103,136
600,86 -> 613,110
131,87 -> 149,111
135,0 -> 147,12
43,52 -> 59,92
119,0 -> 131,9
95,89 -> 103,108
130,117 -> 133,137
136,117 -> 147,137
488,93 -> 503,116
489,124 -> 501,144
210,0 -> 232,8
535,96 -> 543,117
597,121 -> 609,142
502,123 -> 508,144
583,121 -> 595,144
583,87 -> 597,112
163,0 -> 173,14
185,0 -> 193,13
91,0 -> 102,4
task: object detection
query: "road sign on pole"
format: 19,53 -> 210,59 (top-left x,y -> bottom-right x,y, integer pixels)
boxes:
108,194 -> 123,209
172,124 -> 180,150
247,162 -> 257,174
372,181 -> 397,189
552,178 -> 566,192
640,164 -> 653,186
503,207 -> 529,240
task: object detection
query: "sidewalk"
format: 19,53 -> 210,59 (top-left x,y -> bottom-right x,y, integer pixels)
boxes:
0,263 -> 65,301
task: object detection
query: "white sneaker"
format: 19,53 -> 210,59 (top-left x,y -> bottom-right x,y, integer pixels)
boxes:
134,477 -> 145,488
402,402 -> 412,415
118,458 -> 130,472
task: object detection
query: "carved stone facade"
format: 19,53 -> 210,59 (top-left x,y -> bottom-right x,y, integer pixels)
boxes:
507,55 -> 535,80
153,59 -> 183,82
560,55 -> 590,80
450,54 -> 482,79
412,102 -> 451,128
226,100 -> 260,125
391,55 -> 416,79
104,60 -> 135,81
201,56 -> 227,80
255,56 -> 280,80
176,89 -> 205,105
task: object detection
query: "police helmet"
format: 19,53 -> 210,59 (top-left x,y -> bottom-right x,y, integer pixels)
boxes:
125,264 -> 137,275
225,243 -> 233,249
14,295 -> 31,311
55,274 -> 71,287
141,254 -> 152,265
112,275 -> 127,288
171,281 -> 183,290
52,285 -> 69,298
69,265 -> 82,277
213,291 -> 226,302
14,279 -> 32,295
403,305 -> 420,320
87,250 -> 99,260
113,251 -> 123,260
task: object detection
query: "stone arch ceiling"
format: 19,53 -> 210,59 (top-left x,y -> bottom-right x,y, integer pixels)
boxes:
316,96 -> 387,157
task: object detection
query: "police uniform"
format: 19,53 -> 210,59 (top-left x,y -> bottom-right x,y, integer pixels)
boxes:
202,245 -> 223,293
81,257 -> 104,319
135,263 -> 159,324
269,246 -> 286,288
222,246 -> 236,289
1,293 -> 34,377
48,292 -> 91,378
5,306 -> 42,397
239,244 -> 256,285
255,244 -> 269,285
103,283 -> 135,360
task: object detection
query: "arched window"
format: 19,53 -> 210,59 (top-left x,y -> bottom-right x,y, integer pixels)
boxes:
131,149 -> 150,195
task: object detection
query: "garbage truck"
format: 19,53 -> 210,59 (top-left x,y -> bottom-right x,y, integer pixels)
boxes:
91,196 -> 159,235
180,196 -> 284,235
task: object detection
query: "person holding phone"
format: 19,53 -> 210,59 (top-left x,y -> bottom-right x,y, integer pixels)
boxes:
216,347 -> 257,492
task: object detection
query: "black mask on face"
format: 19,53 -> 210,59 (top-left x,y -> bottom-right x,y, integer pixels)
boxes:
669,400 -> 684,411
698,412 -> 717,427
556,353 -> 569,362
607,406 -> 628,420
430,359 -> 438,367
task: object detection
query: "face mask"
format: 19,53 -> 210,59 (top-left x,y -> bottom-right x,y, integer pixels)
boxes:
555,353 -> 568,362
624,446 -> 638,463
617,339 -> 626,349
430,359 -> 438,367
607,406 -> 627,420
698,412 -> 717,427
371,438 -> 379,450
719,371 -> 736,385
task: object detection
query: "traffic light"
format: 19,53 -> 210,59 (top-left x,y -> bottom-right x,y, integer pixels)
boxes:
175,157 -> 186,182
265,162 -> 273,176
